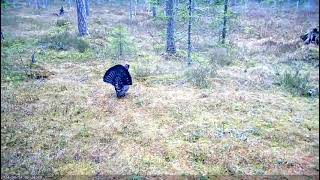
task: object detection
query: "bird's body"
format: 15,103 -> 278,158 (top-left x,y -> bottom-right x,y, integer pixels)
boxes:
103,64 -> 132,98
300,28 -> 319,45
59,6 -> 64,16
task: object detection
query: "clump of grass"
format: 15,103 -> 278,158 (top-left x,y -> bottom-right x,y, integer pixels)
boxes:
276,68 -> 311,96
131,59 -> 168,79
37,49 -> 94,64
56,19 -> 70,28
285,47 -> 319,66
164,151 -> 176,162
1,15 -> 21,26
76,125 -> 90,138
1,35 -> 27,49
128,175 -> 144,180
209,47 -> 234,67
191,149 -> 207,164
39,31 -> 89,53
1,36 -> 36,84
187,130 -> 204,143
75,38 -> 90,53
132,62 -> 154,79
185,63 -> 216,89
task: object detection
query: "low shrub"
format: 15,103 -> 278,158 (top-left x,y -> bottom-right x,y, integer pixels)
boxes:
185,63 -> 216,89
56,19 -> 70,27
277,68 -> 310,96
39,31 -> 89,53
209,47 -> 234,67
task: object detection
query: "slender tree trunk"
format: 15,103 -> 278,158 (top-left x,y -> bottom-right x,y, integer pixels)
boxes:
187,0 -> 192,65
129,0 -> 133,20
174,0 -> 179,12
85,0 -> 90,16
68,0 -> 72,9
166,0 -> 176,54
306,0 -> 316,11
36,0 -> 40,9
119,31 -> 123,57
296,0 -> 300,11
76,0 -> 89,36
152,6 -> 156,17
134,0 -> 137,16
10,0 -> 15,8
34,0 -> 40,14
144,0 -> 148,11
191,0 -> 195,11
44,0 -> 48,8
231,0 -> 237,6
147,1 -> 151,12
221,0 -> 228,44
27,0 -> 32,7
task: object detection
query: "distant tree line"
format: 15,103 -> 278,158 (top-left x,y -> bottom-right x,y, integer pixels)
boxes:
8,0 -> 316,65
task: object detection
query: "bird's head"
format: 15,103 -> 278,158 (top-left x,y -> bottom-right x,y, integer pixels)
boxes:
124,64 -> 130,70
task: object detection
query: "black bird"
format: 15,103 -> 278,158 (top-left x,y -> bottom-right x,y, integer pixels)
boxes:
300,28 -> 319,45
53,6 -> 65,16
59,6 -> 64,16
103,64 -> 132,98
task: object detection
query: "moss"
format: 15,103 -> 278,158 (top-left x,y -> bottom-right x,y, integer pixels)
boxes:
57,162 -> 96,176
37,49 -> 94,64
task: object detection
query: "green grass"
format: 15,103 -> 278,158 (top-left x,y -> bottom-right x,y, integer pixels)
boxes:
37,49 -> 95,63
277,68 -> 311,96
39,31 -> 90,52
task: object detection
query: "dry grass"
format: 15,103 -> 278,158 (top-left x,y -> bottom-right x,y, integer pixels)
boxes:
1,1 -> 319,177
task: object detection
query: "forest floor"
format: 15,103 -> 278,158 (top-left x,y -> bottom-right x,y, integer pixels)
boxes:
1,1 -> 319,177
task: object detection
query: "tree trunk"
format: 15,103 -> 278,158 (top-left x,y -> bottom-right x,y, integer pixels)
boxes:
152,6 -> 156,17
129,0 -> 133,20
174,0 -> 179,12
166,0 -> 176,54
119,32 -> 123,57
176,0 -> 179,6
10,0 -> 15,8
85,0 -> 90,16
134,0 -> 137,16
68,0 -> 72,9
221,0 -> 228,44
296,0 -> 300,11
144,0 -> 148,11
44,0 -> 48,8
34,0 -> 40,14
76,0 -> 89,36
27,0 -> 32,7
191,0 -> 195,11
187,0 -> 192,65
231,0 -> 237,6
